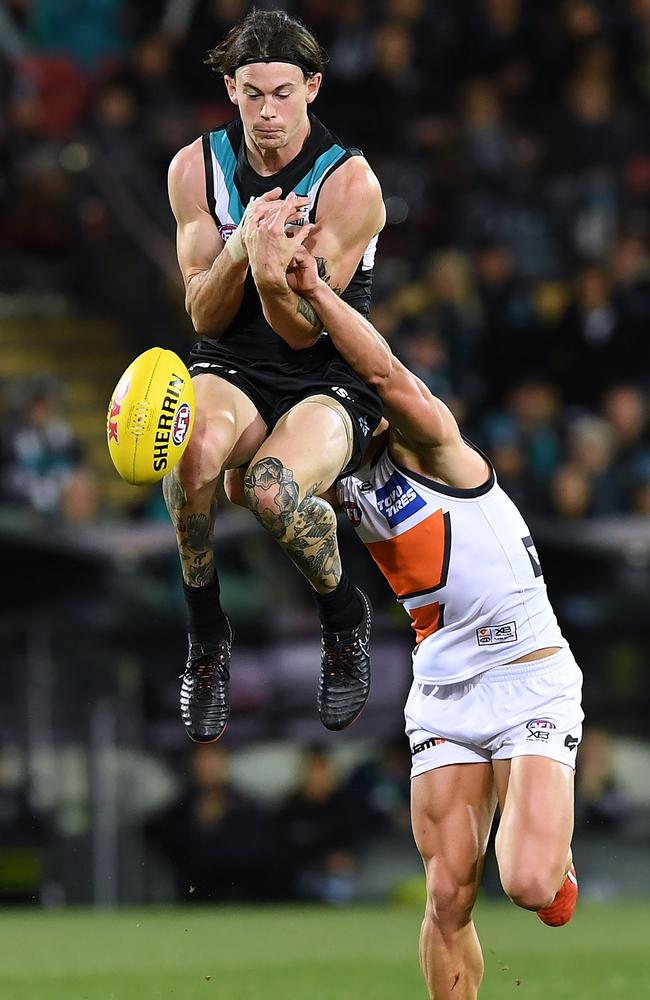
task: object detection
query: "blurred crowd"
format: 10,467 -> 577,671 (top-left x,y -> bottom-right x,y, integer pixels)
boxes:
2,0 -> 650,523
0,381 -> 101,519
2,727 -> 645,905
145,741 -> 411,904
137,731 -> 646,903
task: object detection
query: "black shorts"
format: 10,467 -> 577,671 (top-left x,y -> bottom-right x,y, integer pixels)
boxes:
188,339 -> 383,476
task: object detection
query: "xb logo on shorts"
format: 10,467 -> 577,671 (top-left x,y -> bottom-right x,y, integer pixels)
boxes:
526,718 -> 556,741
376,470 -> 426,528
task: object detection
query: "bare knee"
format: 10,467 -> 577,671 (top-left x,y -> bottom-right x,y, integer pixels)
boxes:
422,868 -> 476,933
175,427 -> 226,498
499,863 -> 558,911
243,456 -> 299,537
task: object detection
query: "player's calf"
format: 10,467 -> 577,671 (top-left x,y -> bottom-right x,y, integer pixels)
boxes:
243,455 -> 341,587
419,873 -> 483,1000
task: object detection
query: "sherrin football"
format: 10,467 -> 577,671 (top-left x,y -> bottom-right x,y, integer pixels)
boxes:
106,347 -> 195,485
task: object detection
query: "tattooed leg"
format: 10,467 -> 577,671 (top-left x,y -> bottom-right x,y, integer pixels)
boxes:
243,456 -> 341,593
163,470 -> 218,587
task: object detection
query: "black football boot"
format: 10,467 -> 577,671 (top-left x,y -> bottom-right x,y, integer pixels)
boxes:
180,618 -> 232,742
318,589 -> 372,731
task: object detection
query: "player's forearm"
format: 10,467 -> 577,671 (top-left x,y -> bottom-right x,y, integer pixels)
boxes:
186,251 -> 248,337
306,280 -> 393,386
255,276 -> 323,350
309,279 -> 450,447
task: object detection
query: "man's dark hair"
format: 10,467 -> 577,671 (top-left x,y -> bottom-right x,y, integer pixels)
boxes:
205,9 -> 327,79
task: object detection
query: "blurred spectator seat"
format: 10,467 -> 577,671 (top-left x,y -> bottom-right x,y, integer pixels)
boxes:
17,55 -> 89,138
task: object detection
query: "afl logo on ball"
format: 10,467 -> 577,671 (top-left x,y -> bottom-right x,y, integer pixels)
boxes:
219,224 -> 237,241
172,403 -> 191,446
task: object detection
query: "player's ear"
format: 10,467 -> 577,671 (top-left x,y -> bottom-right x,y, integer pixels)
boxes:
305,73 -> 322,104
224,75 -> 238,105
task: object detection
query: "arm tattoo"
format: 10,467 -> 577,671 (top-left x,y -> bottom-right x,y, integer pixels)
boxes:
297,295 -> 319,326
296,256 -> 342,326
314,256 -> 342,296
244,458 -> 341,589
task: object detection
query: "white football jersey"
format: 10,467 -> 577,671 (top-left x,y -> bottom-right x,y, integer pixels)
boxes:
337,446 -> 567,684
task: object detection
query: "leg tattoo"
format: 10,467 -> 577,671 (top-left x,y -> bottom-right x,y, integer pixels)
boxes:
162,471 -> 187,513
244,457 -> 341,591
244,457 -> 299,537
163,471 -> 218,587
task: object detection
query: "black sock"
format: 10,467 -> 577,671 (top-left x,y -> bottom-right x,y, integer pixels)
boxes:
183,574 -> 228,645
312,571 -> 363,633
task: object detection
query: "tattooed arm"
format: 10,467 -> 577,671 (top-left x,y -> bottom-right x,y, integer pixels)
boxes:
245,157 -> 385,350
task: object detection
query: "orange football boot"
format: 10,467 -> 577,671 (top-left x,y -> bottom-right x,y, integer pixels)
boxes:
537,864 -> 578,927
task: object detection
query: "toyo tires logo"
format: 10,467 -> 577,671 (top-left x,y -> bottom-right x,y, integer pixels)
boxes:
172,402 -> 191,446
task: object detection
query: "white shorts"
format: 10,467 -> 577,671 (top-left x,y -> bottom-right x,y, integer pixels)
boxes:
405,648 -> 584,779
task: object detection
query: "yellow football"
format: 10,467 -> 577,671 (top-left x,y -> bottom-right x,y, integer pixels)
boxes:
106,347 -> 195,485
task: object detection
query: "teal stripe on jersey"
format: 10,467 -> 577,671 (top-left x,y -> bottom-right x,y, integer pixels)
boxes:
293,144 -> 346,196
210,129 -> 245,223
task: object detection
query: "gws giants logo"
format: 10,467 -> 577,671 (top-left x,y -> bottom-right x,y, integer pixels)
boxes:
376,470 -> 426,528
476,621 -> 518,646
172,402 -> 191,446
526,718 -> 556,742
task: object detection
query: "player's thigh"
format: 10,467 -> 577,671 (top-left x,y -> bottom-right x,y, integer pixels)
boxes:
250,395 -> 352,497
493,756 -> 574,891
179,374 -> 267,490
411,763 -> 496,918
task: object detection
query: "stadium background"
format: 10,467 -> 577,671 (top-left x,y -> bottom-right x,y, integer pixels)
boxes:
0,0 -> 649,995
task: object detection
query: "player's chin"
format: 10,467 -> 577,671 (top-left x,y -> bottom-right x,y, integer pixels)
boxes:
254,131 -> 286,149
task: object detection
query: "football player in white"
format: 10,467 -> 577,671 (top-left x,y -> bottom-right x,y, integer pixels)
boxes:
234,204 -> 583,1000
